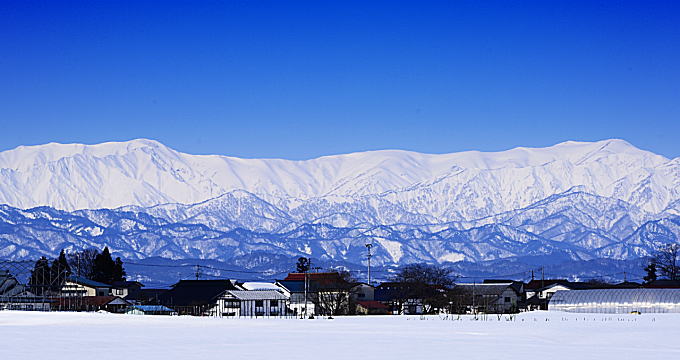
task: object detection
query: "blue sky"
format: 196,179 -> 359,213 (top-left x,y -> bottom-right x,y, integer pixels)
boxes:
1,0 -> 678,159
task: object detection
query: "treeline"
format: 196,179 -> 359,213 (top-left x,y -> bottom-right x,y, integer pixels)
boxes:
29,246 -> 126,294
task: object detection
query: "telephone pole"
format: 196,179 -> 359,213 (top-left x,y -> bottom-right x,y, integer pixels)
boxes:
365,243 -> 373,285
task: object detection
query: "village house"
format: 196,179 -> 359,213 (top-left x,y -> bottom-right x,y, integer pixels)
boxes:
450,283 -> 521,314
351,282 -> 374,302
61,276 -> 112,297
374,282 -> 425,315
212,290 -> 288,317
158,280 -> 237,316
111,280 -> 144,299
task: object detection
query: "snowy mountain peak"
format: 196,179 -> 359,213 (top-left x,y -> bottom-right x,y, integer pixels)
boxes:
0,139 -> 676,219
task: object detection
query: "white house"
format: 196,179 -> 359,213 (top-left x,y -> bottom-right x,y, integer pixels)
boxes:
212,290 -> 289,317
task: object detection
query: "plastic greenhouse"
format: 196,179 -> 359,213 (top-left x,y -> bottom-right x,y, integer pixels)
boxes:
549,289 -> 680,313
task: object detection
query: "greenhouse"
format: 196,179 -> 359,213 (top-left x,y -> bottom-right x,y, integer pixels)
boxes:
549,289 -> 680,313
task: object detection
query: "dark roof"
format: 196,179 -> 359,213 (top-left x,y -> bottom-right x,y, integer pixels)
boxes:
111,281 -> 144,289
67,276 -> 111,288
159,280 -> 236,307
374,282 -> 432,301
613,281 -> 642,289
643,280 -> 680,289
284,272 -> 351,288
453,283 -> 519,297
525,279 -> 570,290
126,288 -> 168,302
282,273 -> 352,290
276,280 -> 305,293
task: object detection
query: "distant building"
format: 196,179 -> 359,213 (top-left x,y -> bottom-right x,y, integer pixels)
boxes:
351,283 -> 374,302
374,282 -> 425,315
549,289 -> 680,313
159,280 -> 237,316
450,283 -> 521,314
61,276 -> 111,297
524,280 -> 613,310
111,281 -> 144,299
213,290 -> 288,317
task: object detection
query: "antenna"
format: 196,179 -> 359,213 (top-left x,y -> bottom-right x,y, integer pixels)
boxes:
365,243 -> 373,285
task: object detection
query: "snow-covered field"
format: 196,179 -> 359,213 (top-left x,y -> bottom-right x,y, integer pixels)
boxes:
1,311 -> 679,359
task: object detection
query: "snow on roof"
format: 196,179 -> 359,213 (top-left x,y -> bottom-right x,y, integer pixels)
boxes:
225,290 -> 288,301
239,282 -> 280,291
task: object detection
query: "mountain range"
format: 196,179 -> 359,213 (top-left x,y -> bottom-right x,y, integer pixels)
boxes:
0,139 -> 678,282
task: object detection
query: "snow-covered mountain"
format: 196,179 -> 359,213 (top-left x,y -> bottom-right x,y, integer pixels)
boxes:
0,139 -> 677,221
0,139 -> 678,280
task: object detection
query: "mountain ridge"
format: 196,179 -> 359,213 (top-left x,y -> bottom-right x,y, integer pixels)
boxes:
0,138 -> 676,218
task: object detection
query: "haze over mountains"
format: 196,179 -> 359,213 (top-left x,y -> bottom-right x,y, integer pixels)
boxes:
0,139 -> 678,281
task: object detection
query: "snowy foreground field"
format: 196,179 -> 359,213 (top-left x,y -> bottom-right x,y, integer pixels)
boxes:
1,311 -> 679,360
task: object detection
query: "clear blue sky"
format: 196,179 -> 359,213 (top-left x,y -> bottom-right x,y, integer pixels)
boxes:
1,0 -> 678,159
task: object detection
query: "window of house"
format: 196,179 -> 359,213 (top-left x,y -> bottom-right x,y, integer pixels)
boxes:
270,301 -> 278,308
255,300 -> 264,307
504,297 -> 511,303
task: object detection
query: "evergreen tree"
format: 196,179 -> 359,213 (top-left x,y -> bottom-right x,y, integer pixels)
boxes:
112,257 -> 126,282
93,246 -> 116,284
50,249 -> 72,291
644,260 -> 657,284
296,257 -> 310,273
28,257 -> 51,295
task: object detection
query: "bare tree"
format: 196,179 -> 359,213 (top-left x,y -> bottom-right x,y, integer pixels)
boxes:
654,244 -> 680,281
67,248 -> 100,279
391,263 -> 456,314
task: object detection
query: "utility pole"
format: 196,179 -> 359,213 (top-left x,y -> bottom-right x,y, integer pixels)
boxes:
541,266 -> 545,295
304,257 -> 310,319
365,243 -> 373,285
195,265 -> 201,280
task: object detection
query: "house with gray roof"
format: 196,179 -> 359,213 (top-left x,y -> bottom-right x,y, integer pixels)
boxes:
212,290 -> 289,317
